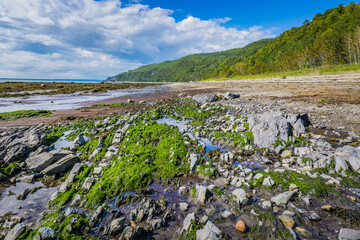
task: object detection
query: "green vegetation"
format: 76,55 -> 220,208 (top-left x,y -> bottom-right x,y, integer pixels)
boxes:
0,110 -> 51,121
0,161 -> 21,177
111,2 -> 360,82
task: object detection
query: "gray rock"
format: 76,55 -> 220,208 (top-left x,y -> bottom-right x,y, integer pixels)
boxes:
41,154 -> 80,175
196,185 -> 211,205
179,202 -> 189,211
150,218 -> 164,229
308,212 -> 322,221
49,149 -> 73,160
64,207 -> 77,217
119,226 -> 142,240
74,133 -> 90,146
25,152 -> 54,173
335,156 -> 349,173
4,223 -> 26,240
196,220 -> 223,240
224,92 -> 240,100
339,228 -> 360,240
89,206 -> 103,227
193,94 -> 218,103
178,186 -> 188,196
179,213 -> 196,236
0,124 -> 46,164
232,188 -> 248,205
336,145 -> 360,173
262,201 -> 272,209
82,177 -> 95,191
109,217 -> 125,235
271,191 -> 295,206
189,154 -> 199,171
71,194 -> 83,206
59,163 -> 83,192
221,210 -> 234,219
38,227 -> 57,240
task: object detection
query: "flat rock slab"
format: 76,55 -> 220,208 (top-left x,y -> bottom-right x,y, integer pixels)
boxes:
26,152 -> 54,173
271,191 -> 295,206
41,154 -> 80,175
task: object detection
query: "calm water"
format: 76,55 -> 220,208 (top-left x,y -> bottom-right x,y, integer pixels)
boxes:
0,78 -> 102,83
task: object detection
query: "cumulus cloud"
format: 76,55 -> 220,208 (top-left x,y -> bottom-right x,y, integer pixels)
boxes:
0,0 -> 275,79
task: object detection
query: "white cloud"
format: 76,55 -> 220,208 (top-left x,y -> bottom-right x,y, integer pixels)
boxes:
0,0 -> 275,79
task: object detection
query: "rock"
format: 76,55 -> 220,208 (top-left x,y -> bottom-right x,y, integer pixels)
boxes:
335,156 -> 350,173
192,94 -> 218,103
25,152 -> 54,173
64,207 -> 76,217
179,213 -> 196,236
224,92 -> 240,100
321,205 -> 333,212
339,228 -> 360,240
336,145 -> 360,173
296,227 -> 312,238
199,215 -> 209,225
93,167 -> 103,175
150,218 -> 164,229
48,149 -> 73,160
283,210 -> 295,217
119,226 -> 142,240
262,176 -> 275,187
308,212 -> 322,221
81,177 -> 95,192
37,227 -> 57,240
189,154 -> 199,171
196,220 -> 223,240
289,183 -> 298,191
232,188 -> 248,205
253,173 -> 263,180
221,210 -> 233,219
235,220 -> 247,232
271,191 -> 295,206
178,186 -> 188,196
74,133 -> 90,145
0,124 -> 46,164
196,185 -> 211,205
4,223 -> 26,240
179,202 -> 189,211
262,201 -> 272,209
109,217 -> 125,235
71,194 -> 83,206
41,154 -> 80,175
89,206 -> 103,227
278,214 -> 295,228
59,163 -> 83,192
281,150 -> 292,158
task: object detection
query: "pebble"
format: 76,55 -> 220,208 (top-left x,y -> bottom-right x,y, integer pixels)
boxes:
235,220 -> 247,232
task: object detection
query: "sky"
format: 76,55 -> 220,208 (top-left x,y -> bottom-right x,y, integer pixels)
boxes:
0,0 -> 355,79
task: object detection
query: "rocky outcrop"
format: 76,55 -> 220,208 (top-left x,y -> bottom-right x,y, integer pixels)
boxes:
0,124 -> 46,164
335,145 -> 360,173
25,152 -> 54,173
4,223 -> 26,240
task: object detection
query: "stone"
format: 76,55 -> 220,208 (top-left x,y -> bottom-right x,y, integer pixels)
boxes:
335,156 -> 349,173
120,226 -> 142,240
93,167 -> 103,175
196,185 -> 211,205
109,217 -> 125,235
321,205 -> 333,212
64,207 -> 76,217
281,150 -> 292,158
25,152 -> 54,173
224,92 -> 240,100
89,206 -> 103,227
308,212 -> 322,221
59,163 -> 83,192
179,213 -> 196,236
37,227 -> 57,240
196,220 -> 223,240
253,173 -> 263,180
189,154 -> 199,171
178,186 -> 188,196
232,188 -> 248,205
338,228 -> 360,240
283,210 -> 295,217
150,218 -> 164,229
271,191 -> 295,206
336,145 -> 360,173
179,202 -> 189,211
199,215 -> 209,225
289,183 -> 298,191
71,194 -> 83,206
278,214 -> 295,228
262,201 -> 272,209
262,176 -> 275,187
192,94 -> 218,103
295,227 -> 312,238
74,133 -> 90,145
4,223 -> 26,240
235,220 -> 247,232
41,154 -> 80,175
49,149 -> 73,160
221,210 -> 233,219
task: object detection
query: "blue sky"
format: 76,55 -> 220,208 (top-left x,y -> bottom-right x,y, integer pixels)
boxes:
0,0 -> 355,79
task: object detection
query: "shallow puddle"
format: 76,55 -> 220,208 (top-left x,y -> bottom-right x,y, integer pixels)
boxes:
51,130 -> 74,150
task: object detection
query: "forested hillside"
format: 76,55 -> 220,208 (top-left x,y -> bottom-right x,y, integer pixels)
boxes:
109,2 -> 360,82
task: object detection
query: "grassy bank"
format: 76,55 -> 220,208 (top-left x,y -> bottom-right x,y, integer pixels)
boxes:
0,110 -> 51,121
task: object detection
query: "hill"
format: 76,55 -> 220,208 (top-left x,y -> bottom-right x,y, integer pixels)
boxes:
109,2 -> 360,82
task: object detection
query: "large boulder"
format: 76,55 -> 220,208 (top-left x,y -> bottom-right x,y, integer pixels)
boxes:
49,149 -> 74,160
109,217 -> 125,235
41,154 -> 80,175
4,223 -> 26,240
271,191 -> 296,206
25,152 -> 54,173
37,227 -> 57,240
0,124 -> 46,164
248,112 -> 309,148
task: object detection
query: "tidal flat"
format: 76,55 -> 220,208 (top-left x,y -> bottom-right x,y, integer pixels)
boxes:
0,78 -> 360,239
